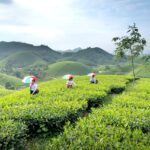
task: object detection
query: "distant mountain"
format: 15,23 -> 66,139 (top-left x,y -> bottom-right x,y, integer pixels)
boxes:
63,47 -> 82,53
62,47 -> 114,66
1,41 -> 149,79
0,41 -> 61,63
0,41 -> 115,79
72,47 -> 82,52
0,41 -> 63,78
0,42 -> 114,66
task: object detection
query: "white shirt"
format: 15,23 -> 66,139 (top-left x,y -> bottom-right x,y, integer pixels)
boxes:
30,83 -> 37,92
90,77 -> 96,83
66,80 -> 74,85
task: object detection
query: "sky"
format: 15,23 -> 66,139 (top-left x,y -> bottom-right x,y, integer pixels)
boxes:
0,0 -> 150,53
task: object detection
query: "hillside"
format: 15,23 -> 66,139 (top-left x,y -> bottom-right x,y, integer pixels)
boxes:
46,61 -> 91,78
0,42 -> 114,67
0,41 -> 116,79
96,63 -> 150,78
0,85 -> 14,97
0,41 -> 149,79
0,41 -> 61,63
0,73 -> 23,89
0,41 -> 61,78
62,47 -> 115,66
0,51 -> 47,69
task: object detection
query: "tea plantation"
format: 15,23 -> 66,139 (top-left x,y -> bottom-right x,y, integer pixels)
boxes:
0,75 -> 149,150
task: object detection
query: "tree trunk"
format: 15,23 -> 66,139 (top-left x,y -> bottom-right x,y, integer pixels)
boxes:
131,55 -> 136,81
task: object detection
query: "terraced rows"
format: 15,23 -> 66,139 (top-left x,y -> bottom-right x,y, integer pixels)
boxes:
0,75 -> 130,149
47,78 -> 150,150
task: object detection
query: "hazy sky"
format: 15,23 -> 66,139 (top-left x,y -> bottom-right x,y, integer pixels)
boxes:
0,0 -> 149,53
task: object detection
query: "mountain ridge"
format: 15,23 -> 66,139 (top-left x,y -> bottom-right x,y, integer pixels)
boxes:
0,41 -> 114,64
0,41 -> 115,79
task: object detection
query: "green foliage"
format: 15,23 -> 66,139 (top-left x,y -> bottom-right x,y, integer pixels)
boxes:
0,75 -> 130,149
112,23 -> 147,79
0,120 -> 27,149
47,79 -> 150,150
113,23 -> 146,58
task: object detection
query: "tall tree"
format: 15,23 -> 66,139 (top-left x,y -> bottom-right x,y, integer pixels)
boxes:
112,23 -> 146,80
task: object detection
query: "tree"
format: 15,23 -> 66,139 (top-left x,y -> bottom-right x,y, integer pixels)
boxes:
112,23 -> 146,80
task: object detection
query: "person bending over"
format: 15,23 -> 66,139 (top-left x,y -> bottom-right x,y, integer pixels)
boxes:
30,79 -> 39,95
66,76 -> 74,88
90,74 -> 98,84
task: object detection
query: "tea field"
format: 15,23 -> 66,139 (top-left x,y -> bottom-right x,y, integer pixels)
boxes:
47,78 -> 150,150
0,75 -> 149,150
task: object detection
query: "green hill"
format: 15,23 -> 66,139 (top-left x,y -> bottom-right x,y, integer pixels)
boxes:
0,41 -> 61,78
0,51 -> 47,69
46,61 -> 91,77
0,41 -> 125,80
62,47 -> 115,66
0,42 -> 61,73
0,73 -> 23,89
0,42 -> 114,67
0,41 -> 61,63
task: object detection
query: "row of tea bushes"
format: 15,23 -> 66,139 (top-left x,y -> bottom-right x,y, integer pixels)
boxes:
47,78 -> 150,150
0,75 -> 131,149
0,120 -> 27,149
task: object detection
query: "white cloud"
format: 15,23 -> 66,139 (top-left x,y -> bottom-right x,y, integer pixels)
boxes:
0,0 -> 149,52
0,24 -> 64,40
